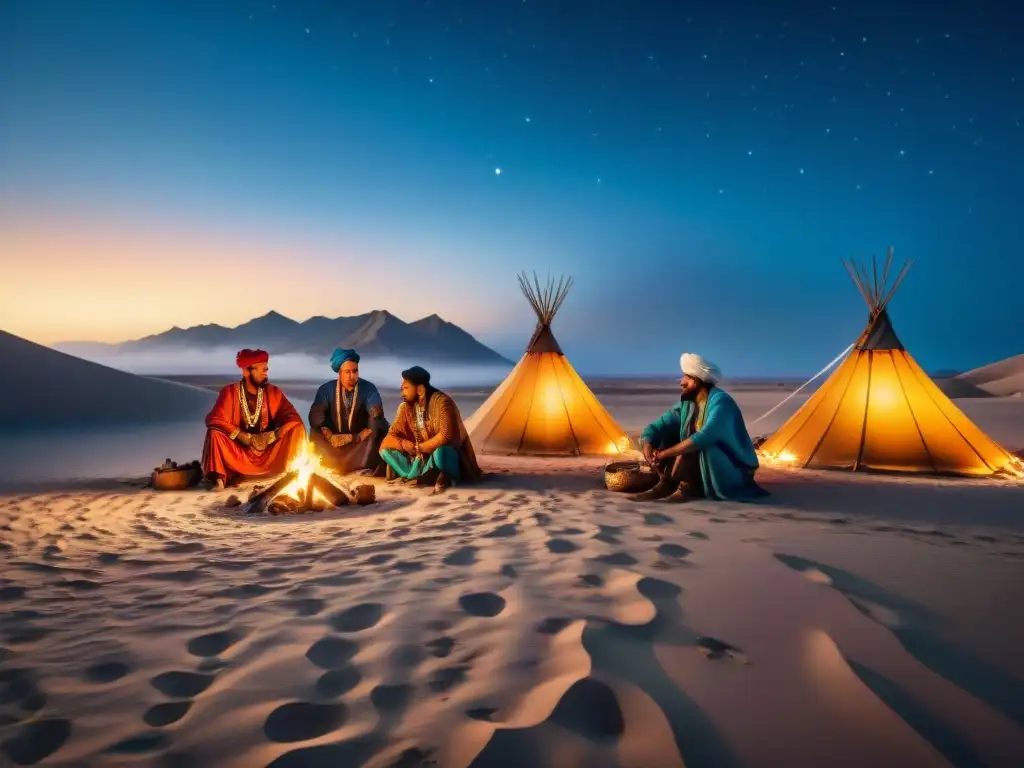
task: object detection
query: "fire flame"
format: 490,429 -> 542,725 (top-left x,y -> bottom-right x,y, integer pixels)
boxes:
282,440 -> 324,499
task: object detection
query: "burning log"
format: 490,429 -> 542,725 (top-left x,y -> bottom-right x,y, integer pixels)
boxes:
309,473 -> 350,508
245,470 -> 299,515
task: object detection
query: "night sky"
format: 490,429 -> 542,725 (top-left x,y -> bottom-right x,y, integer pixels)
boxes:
1,1 -> 1020,376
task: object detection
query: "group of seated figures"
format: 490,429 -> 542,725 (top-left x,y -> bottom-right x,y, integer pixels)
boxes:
202,347 -> 480,495
201,348 -> 763,500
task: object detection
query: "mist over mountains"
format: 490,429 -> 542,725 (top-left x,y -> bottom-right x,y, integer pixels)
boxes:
58,310 -> 514,366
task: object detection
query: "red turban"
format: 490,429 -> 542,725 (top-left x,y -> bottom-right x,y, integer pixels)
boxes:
236,349 -> 269,368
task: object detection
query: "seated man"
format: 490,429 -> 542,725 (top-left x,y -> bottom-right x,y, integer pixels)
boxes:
202,349 -> 306,490
632,353 -> 767,503
308,347 -> 389,475
379,366 -> 482,494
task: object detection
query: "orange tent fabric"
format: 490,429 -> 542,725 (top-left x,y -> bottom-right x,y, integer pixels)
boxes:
465,274 -> 632,456
758,251 -> 1020,477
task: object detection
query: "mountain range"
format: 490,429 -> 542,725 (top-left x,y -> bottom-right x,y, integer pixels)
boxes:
58,310 -> 514,365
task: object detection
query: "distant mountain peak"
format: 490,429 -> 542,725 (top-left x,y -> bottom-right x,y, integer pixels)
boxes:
100,308 -> 513,365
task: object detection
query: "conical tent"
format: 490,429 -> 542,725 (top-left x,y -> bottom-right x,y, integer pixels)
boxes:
758,250 -> 1021,477
465,273 -> 632,456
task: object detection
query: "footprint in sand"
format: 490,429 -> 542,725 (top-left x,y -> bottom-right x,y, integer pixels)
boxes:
186,628 -> 245,657
643,512 -> 673,526
0,586 -> 26,601
315,666 -> 362,699
306,637 -> 360,669
370,683 -> 414,715
143,701 -> 192,726
103,732 -> 170,755
596,552 -> 638,566
443,546 -> 478,566
265,701 -> 348,743
500,564 -> 518,579
83,661 -> 131,684
657,543 -> 692,559
280,597 -> 325,617
593,525 -> 623,544
459,592 -> 506,618
466,706 -> 498,721
328,603 -> 385,633
695,635 -> 748,663
0,668 -> 46,711
150,671 -> 216,698
484,523 -> 519,538
687,531 -> 710,540
0,718 -> 72,765
578,574 -> 603,588
428,665 -> 469,693
546,538 -> 578,554
426,637 -> 455,658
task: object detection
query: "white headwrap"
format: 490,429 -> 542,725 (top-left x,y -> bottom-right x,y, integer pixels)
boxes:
680,353 -> 722,385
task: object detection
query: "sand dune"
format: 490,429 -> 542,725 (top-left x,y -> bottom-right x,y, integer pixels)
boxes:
2,452 -> 1024,766
1,381 -> 1023,766
957,353 -> 1024,397
0,331 -> 216,430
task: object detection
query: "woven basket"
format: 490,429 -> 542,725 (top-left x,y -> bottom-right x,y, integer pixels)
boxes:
604,461 -> 659,493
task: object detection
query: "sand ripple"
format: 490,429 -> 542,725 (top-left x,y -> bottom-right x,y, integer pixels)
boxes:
1,463 -> 1023,766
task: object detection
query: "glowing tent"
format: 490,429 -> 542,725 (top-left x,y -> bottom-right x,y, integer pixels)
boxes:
465,273 -> 632,456
758,250 -> 1021,477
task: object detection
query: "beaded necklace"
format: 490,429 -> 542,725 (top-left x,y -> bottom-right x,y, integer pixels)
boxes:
335,381 -> 359,434
238,383 -> 264,429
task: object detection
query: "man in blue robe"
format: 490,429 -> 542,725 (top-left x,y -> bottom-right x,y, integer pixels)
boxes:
308,348 -> 389,475
632,353 -> 767,503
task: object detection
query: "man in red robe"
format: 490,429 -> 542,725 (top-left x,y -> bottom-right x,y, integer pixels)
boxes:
202,349 -> 306,490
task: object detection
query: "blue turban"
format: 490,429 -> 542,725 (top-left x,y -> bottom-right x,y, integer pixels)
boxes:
330,348 -> 359,373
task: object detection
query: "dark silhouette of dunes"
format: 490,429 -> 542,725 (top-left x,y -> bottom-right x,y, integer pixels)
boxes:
0,330 -> 214,430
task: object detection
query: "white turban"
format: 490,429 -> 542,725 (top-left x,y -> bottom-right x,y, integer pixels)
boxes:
680,353 -> 722,385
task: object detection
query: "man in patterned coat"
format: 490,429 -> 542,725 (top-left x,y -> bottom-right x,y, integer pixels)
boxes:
379,366 -> 482,494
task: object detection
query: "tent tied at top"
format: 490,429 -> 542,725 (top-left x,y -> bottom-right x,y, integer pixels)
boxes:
758,248 -> 1023,477
464,272 -> 633,456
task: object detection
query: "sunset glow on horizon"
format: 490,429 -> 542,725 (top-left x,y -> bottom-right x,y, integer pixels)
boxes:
2,1 -> 1021,375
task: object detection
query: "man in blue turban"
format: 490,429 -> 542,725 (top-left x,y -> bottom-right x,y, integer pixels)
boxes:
308,348 -> 389,474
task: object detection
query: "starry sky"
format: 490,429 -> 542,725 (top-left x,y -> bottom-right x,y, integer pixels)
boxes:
1,0 -> 1021,377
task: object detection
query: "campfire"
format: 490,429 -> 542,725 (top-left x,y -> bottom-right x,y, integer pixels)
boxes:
244,442 -> 375,515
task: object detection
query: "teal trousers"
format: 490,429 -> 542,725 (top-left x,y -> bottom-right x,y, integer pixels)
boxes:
380,445 -> 461,482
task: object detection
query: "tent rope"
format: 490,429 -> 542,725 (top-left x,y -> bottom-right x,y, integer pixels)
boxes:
747,342 -> 855,427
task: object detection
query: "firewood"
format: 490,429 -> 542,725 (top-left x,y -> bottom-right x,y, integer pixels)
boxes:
246,470 -> 299,515
353,484 -> 376,505
309,473 -> 350,507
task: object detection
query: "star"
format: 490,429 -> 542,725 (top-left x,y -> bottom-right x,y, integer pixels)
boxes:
799,168 -> 805,175
305,28 -> 310,34
899,149 -> 906,156
524,117 -> 531,123
494,168 -> 502,175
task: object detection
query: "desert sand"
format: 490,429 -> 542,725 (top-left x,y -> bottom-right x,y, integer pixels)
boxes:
2,378 -> 1024,767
